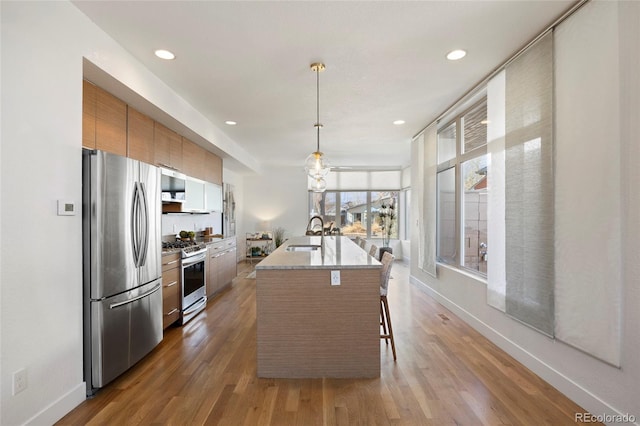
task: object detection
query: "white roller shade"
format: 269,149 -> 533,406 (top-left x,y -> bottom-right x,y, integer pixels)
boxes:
554,1 -> 622,366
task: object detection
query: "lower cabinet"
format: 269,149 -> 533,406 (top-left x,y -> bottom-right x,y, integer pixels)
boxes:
162,252 -> 181,329
207,238 -> 237,298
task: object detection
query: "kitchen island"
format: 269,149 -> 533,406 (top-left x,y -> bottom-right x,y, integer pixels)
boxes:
255,236 -> 382,378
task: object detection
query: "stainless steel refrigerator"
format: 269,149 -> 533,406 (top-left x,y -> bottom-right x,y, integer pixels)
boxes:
82,149 -> 163,396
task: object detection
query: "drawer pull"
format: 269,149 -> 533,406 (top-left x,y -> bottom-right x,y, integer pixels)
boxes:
166,281 -> 178,287
166,308 -> 179,316
164,259 -> 179,266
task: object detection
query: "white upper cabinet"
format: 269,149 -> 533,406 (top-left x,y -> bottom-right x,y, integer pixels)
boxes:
205,182 -> 222,212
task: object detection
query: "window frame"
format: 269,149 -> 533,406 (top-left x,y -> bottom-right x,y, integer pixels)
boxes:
436,97 -> 488,277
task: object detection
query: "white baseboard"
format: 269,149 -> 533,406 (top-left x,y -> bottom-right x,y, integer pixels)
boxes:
409,275 -> 637,426
25,382 -> 86,426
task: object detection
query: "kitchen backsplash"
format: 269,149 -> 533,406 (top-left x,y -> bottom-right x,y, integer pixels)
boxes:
161,212 -> 222,239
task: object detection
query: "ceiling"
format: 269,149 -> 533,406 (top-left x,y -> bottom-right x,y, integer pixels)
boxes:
73,1 -> 574,173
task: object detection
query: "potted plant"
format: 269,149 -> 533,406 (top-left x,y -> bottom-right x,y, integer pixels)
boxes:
378,199 -> 396,260
273,226 -> 286,248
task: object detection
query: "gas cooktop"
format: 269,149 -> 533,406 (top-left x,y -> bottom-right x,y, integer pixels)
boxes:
162,240 -> 198,250
162,240 -> 207,258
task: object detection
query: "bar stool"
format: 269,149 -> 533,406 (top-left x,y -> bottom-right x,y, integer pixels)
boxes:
379,251 -> 396,361
368,244 -> 378,258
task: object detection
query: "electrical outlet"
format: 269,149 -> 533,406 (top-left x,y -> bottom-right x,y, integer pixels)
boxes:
12,368 -> 27,395
330,270 -> 341,286
173,224 -> 177,233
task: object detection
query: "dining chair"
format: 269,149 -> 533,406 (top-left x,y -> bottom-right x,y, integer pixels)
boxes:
379,251 -> 396,361
368,244 -> 378,258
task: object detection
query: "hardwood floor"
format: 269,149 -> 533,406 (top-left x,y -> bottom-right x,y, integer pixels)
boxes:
58,261 -> 596,425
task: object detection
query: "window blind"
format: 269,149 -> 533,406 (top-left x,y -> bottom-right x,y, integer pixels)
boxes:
503,31 -> 555,336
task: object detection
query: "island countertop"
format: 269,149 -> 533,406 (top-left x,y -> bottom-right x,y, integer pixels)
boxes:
254,235 -> 381,270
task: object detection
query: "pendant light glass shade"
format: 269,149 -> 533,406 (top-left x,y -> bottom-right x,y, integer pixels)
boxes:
310,176 -> 327,193
305,151 -> 330,178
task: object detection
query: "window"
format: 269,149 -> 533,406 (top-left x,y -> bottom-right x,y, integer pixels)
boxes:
340,192 -> 368,238
309,190 -> 399,240
437,167 -> 456,263
461,155 -> 488,273
310,191 -> 337,227
436,97 -> 488,276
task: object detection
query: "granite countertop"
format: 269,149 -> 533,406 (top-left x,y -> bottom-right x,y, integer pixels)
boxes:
255,236 -> 381,270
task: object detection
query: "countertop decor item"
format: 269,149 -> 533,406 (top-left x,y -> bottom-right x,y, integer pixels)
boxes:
304,62 -> 330,193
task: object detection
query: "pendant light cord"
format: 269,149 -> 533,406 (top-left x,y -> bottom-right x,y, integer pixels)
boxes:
316,66 -> 320,153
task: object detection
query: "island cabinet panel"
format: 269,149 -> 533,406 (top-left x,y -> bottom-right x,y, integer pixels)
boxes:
127,107 -> 154,164
154,122 -> 182,171
182,138 -> 206,181
204,151 -> 223,185
256,267 -> 380,378
82,80 -> 97,149
95,86 -> 127,156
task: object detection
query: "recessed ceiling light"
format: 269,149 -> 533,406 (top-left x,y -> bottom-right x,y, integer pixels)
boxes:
154,49 -> 175,60
393,120 -> 405,125
446,49 -> 467,61
225,120 -> 237,126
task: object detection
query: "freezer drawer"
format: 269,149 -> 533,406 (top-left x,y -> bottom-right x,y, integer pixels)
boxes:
89,279 -> 162,389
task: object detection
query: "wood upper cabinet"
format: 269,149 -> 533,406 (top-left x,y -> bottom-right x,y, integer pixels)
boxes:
127,107 -> 154,164
154,122 -> 182,171
205,151 -> 223,185
95,86 -> 127,156
82,80 -> 97,149
182,137 -> 206,180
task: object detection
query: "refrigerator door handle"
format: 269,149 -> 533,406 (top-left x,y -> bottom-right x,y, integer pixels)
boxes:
109,283 -> 161,309
138,182 -> 149,267
131,183 -> 140,267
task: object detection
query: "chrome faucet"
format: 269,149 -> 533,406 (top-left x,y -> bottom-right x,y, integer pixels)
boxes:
306,215 -> 325,245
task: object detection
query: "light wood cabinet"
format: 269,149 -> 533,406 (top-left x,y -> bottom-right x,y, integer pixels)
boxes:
182,138 -> 206,181
127,107 -> 154,164
204,151 -> 223,185
82,83 -> 224,183
162,253 -> 181,329
82,80 -> 97,149
95,86 -> 127,156
207,238 -> 237,298
154,122 -> 183,171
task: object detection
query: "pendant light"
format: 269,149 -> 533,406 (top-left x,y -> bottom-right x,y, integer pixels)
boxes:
305,62 -> 330,190
310,176 -> 327,193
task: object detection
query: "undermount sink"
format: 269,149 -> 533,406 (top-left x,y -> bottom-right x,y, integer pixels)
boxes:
285,244 -> 321,252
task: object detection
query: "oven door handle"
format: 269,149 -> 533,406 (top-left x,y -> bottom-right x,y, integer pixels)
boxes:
182,252 -> 206,266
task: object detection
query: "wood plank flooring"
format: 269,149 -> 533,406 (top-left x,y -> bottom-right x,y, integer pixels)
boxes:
58,261 -> 596,425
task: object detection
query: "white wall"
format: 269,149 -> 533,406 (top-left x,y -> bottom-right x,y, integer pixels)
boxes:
0,2 -> 252,424
410,1 -> 640,423
242,166 -> 309,243
2,3 -> 88,425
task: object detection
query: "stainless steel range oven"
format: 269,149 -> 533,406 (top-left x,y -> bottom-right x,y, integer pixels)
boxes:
181,245 -> 207,324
